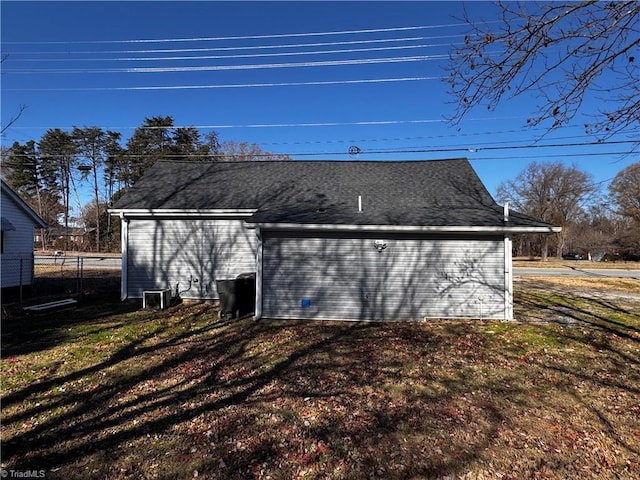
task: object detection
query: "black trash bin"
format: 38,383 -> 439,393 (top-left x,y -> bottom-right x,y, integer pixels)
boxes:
235,272 -> 256,317
216,273 -> 256,319
216,279 -> 237,319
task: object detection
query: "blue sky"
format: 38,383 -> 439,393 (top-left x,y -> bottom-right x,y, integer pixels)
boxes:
1,0 -> 637,213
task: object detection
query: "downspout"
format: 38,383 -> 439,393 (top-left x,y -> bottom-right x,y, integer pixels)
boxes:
504,235 -> 513,320
254,227 -> 263,321
503,202 -> 513,320
120,212 -> 129,301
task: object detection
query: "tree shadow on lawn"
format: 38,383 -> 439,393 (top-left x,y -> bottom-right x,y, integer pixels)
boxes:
515,288 -> 640,342
2,302 -> 639,479
1,299 -> 140,359
511,289 -> 640,458
2,311 -> 509,479
514,288 -> 640,392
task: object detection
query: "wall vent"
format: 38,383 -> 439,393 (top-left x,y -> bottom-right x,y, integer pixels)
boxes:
143,289 -> 172,310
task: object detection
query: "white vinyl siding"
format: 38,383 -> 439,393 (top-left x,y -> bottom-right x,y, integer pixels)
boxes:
261,231 -> 506,321
1,190 -> 38,288
126,218 -> 257,299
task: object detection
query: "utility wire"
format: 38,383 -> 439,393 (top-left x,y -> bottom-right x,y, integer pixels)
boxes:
261,130 -> 640,148
6,54 -> 446,74
6,116 -> 518,130
254,127 -> 591,146
9,43 -> 458,63
5,35 -> 463,56
3,23 -> 497,45
6,76 -> 442,91
463,151 -> 634,161
352,140 -> 635,156
6,140 -> 634,160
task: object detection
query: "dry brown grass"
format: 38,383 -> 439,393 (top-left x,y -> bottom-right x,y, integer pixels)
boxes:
517,276 -> 640,293
513,258 -> 640,270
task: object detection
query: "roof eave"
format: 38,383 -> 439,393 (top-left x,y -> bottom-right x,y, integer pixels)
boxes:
107,208 -> 560,234
247,222 -> 561,234
108,208 -> 257,218
1,181 -> 48,228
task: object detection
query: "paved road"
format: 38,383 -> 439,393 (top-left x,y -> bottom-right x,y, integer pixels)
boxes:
35,255 -> 121,269
514,267 -> 639,279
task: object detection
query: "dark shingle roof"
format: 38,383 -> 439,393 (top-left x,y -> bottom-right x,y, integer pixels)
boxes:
112,159 -> 552,228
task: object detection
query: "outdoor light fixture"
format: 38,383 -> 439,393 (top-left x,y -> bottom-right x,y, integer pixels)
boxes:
373,240 -> 387,253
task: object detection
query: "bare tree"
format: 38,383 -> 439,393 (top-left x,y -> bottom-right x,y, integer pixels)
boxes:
216,140 -> 292,162
609,161 -> 640,221
608,162 -> 640,259
496,161 -> 596,260
73,126 -> 114,252
446,1 -> 640,141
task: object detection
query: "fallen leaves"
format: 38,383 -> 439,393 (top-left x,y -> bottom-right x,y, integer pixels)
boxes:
1,296 -> 639,479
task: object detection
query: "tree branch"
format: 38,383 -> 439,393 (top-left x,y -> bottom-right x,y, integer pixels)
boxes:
0,104 -> 27,136
446,1 -> 640,141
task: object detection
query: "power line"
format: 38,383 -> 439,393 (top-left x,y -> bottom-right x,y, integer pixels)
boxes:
278,131 -> 640,150
255,126 -> 609,147
6,75 -> 442,92
5,53 -> 447,74
351,139 -> 635,156
5,116 -> 519,130
4,23 -> 494,45
251,141 -> 635,158
8,118 -> 636,152
466,151 -> 634,161
192,116 -> 521,129
9,43 -> 457,63
5,35 -> 462,57
4,139 -> 634,160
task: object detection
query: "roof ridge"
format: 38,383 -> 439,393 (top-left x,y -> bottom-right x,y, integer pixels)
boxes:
153,157 -> 470,165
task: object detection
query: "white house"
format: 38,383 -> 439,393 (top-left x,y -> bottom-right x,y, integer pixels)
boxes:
110,159 -> 561,321
1,181 -> 47,289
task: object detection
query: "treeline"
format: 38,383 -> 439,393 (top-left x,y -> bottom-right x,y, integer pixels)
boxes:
2,117 -> 638,260
1,116 -> 290,252
496,161 -> 640,261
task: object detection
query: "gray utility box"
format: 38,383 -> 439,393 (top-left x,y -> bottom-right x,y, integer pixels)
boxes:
216,273 -> 256,319
143,289 -> 171,310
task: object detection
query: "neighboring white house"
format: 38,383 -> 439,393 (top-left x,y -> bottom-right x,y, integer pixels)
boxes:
110,159 -> 561,321
1,181 -> 47,289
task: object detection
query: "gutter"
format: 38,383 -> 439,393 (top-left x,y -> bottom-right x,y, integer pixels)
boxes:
245,222 -> 562,235
107,208 -> 257,217
108,208 -> 560,234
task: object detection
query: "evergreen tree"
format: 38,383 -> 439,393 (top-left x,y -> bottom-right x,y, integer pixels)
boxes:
3,141 -> 39,197
38,129 -> 77,250
122,116 -> 174,186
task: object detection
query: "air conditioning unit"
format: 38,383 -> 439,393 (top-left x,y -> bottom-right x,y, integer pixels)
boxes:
143,289 -> 171,310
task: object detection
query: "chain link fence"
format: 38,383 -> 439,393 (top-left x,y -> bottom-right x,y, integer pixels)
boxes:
2,254 -> 121,307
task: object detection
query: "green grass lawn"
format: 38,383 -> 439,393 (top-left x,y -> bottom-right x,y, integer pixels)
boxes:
1,281 -> 639,480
